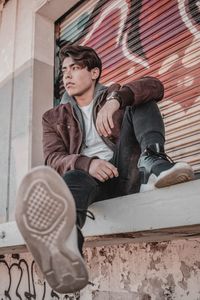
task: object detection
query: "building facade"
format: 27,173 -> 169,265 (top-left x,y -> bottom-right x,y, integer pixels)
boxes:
0,0 -> 200,299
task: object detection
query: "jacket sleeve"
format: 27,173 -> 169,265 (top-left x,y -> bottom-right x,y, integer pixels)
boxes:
110,76 -> 164,108
42,112 -> 95,176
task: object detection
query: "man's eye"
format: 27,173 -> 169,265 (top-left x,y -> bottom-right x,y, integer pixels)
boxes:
72,65 -> 80,70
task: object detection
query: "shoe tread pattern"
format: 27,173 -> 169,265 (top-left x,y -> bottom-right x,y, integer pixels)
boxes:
155,164 -> 194,188
32,219 -> 65,249
24,180 -> 65,233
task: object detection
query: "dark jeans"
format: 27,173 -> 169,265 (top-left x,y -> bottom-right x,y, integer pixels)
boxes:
63,101 -> 165,230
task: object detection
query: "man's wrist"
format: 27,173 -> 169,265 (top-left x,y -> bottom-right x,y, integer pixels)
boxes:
106,91 -> 122,108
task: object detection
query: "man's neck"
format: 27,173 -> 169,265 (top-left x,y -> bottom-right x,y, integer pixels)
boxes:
75,88 -> 95,107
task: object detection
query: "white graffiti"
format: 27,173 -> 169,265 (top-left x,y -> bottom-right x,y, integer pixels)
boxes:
81,0 -> 149,69
122,31 -> 150,69
178,0 -> 200,40
81,0 -> 128,46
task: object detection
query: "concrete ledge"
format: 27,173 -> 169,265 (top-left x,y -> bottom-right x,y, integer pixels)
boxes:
83,179 -> 200,236
0,180 -> 199,253
0,221 -> 25,254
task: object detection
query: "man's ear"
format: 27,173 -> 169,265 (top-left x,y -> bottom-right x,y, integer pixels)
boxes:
91,67 -> 100,80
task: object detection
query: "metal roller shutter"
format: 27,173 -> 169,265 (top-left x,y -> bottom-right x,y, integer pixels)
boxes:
55,0 -> 200,173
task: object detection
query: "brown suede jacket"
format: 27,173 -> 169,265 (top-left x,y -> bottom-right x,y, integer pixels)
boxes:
42,76 -> 164,189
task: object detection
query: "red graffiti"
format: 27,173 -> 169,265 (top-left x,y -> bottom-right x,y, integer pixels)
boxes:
77,0 -> 200,111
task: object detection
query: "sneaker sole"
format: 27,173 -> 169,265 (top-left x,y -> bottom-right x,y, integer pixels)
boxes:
155,162 -> 194,188
15,166 -> 88,293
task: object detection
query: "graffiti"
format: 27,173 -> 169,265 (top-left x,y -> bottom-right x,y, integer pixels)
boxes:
55,0 -> 200,111
0,254 -> 80,300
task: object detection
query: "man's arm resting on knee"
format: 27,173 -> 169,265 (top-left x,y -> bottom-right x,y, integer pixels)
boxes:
96,77 -> 164,137
107,76 -> 164,108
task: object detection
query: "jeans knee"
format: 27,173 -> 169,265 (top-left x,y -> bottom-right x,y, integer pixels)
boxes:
63,169 -> 98,190
63,169 -> 84,181
62,170 -> 98,228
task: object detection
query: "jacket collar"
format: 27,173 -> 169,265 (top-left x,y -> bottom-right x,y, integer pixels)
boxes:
60,83 -> 107,106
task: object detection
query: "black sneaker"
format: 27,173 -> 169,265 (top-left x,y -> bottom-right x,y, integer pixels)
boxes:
138,144 -> 194,192
15,166 -> 88,294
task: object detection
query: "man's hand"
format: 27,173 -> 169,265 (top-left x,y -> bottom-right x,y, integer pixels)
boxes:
96,99 -> 120,137
89,159 -> 119,182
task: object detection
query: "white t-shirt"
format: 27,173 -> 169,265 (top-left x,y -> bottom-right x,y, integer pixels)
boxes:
79,101 -> 113,161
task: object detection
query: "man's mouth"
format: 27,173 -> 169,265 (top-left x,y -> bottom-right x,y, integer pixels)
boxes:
66,82 -> 75,88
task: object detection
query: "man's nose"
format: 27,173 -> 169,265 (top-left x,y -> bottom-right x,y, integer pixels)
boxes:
63,70 -> 72,78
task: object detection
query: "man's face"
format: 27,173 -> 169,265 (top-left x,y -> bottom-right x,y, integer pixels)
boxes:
62,56 -> 99,98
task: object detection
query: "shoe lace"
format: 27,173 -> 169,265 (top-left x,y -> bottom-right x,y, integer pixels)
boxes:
76,208 -> 95,220
145,147 -> 174,163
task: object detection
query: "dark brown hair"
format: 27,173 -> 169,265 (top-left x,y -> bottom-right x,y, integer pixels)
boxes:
60,45 -> 102,82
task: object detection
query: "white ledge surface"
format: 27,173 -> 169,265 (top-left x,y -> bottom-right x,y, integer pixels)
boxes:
0,180 -> 199,252
83,179 -> 200,236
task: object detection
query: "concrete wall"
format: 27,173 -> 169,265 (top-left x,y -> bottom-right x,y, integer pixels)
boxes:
0,0 -> 34,222
1,238 -> 200,299
0,0 -> 54,222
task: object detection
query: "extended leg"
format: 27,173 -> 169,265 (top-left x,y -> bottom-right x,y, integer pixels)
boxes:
15,166 -> 90,294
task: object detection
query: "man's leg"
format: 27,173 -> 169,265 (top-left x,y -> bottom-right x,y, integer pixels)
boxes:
15,167 -> 99,294
127,101 -> 194,191
110,106 -> 142,195
111,101 -> 165,194
15,167 -> 114,294
112,101 -> 194,194
62,170 -> 100,256
63,170 -> 124,251
63,170 -> 99,228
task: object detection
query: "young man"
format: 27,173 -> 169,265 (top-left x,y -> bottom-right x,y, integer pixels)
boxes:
15,45 -> 194,294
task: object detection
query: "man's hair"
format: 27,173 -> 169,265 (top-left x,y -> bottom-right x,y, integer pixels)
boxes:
60,45 -> 102,83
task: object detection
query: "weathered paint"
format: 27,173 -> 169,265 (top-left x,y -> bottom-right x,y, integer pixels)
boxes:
1,238 -> 200,299
84,239 -> 200,299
